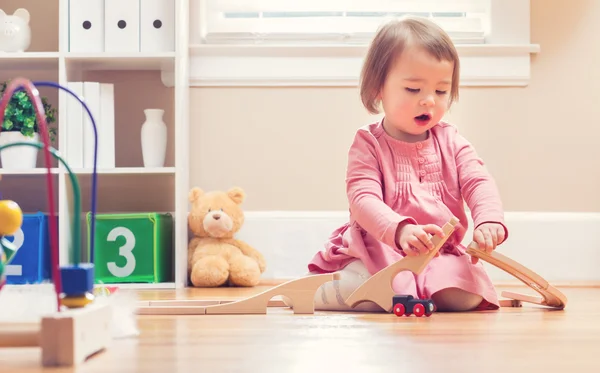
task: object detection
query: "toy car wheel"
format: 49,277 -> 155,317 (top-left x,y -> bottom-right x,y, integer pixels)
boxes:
393,303 -> 406,316
413,303 -> 425,317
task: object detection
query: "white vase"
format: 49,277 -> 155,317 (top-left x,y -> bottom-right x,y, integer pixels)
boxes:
141,109 -> 167,168
0,132 -> 39,169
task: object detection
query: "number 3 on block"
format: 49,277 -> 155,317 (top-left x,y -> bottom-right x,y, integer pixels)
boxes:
107,226 -> 136,278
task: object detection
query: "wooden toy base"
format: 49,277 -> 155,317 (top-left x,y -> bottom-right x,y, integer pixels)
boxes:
0,302 -> 112,367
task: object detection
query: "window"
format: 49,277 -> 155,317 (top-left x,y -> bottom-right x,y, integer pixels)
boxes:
189,0 -> 539,87
201,0 -> 488,45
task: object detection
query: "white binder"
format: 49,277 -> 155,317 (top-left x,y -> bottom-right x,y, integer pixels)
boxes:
66,81 -> 84,168
98,83 -> 115,169
104,0 -> 140,52
68,0 -> 104,52
141,0 -> 175,52
82,82 -> 100,169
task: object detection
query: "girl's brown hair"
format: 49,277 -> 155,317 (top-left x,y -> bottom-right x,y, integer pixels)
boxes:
359,17 -> 460,114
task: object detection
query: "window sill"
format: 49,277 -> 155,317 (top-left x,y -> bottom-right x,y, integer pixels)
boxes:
188,43 -> 540,88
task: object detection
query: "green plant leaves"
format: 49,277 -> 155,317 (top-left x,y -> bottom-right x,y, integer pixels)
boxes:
0,80 -> 57,142
3,119 -> 13,131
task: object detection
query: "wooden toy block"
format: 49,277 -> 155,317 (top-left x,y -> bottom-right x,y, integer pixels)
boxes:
88,212 -> 173,284
136,272 -> 340,315
0,302 -> 112,367
465,242 -> 567,309
345,217 -> 460,312
4,212 -> 53,285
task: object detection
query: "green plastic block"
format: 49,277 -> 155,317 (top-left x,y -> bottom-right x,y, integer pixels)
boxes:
86,212 -> 174,284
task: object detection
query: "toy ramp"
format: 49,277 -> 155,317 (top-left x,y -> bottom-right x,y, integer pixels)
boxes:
466,242 -> 567,309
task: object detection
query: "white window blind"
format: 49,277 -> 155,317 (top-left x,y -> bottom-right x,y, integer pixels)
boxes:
201,0 -> 489,45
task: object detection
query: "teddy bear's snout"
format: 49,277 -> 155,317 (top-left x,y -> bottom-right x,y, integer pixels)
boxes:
203,210 -> 234,237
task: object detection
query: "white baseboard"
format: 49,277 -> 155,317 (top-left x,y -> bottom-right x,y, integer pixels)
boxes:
237,211 -> 600,285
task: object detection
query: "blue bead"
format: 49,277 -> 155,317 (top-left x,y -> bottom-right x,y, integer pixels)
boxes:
60,263 -> 94,295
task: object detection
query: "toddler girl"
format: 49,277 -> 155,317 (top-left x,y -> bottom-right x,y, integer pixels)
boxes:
301,17 -> 509,312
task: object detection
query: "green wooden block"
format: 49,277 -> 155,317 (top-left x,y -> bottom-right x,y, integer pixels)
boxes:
86,212 -> 173,283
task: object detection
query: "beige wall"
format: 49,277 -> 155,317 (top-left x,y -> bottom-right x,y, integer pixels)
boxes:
190,0 -> 600,212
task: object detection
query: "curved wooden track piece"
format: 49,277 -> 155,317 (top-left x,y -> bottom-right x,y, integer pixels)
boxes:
137,272 -> 340,315
344,217 -> 460,312
465,242 -> 567,309
137,298 -> 287,308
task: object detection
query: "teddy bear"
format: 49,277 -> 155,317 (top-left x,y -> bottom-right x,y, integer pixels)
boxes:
187,186 -> 266,287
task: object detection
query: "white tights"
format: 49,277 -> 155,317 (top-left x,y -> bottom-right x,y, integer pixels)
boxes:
283,260 -> 483,312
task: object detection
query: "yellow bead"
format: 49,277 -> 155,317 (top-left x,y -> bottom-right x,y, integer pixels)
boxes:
0,200 -> 22,236
60,292 -> 95,308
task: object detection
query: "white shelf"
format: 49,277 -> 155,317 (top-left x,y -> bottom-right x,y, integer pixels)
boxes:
0,168 -> 61,175
65,52 -> 176,71
0,167 -> 175,175
69,167 -> 176,174
0,52 -> 60,70
0,0 -> 190,290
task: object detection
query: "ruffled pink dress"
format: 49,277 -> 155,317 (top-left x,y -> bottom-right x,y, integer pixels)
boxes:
308,120 -> 509,310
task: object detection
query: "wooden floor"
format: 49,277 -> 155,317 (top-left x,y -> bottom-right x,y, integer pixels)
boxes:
1,284 -> 599,372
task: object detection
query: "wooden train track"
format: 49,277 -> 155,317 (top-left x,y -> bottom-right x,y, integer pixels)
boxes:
466,242 -> 567,309
344,218 -> 460,312
137,216 -> 566,315
137,272 -> 340,315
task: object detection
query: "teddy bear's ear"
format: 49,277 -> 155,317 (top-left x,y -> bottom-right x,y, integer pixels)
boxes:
189,187 -> 204,203
227,187 -> 245,204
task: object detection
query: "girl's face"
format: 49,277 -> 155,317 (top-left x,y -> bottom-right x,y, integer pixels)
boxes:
378,46 -> 454,142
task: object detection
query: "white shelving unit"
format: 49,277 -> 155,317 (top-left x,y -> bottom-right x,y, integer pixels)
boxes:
0,0 -> 189,289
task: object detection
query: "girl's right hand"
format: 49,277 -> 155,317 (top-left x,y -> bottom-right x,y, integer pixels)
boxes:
395,222 -> 445,256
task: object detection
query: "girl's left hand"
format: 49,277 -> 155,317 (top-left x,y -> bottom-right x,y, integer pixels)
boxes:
471,222 -> 506,264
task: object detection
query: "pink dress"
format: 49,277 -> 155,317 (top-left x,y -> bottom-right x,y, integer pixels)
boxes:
308,120 -> 509,310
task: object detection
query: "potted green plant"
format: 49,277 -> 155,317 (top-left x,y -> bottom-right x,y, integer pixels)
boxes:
0,80 -> 57,169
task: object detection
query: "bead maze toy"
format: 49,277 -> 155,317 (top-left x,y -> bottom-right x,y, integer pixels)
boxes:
0,78 -> 114,367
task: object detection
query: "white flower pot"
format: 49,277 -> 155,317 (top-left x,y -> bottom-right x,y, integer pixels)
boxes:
0,132 -> 39,170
